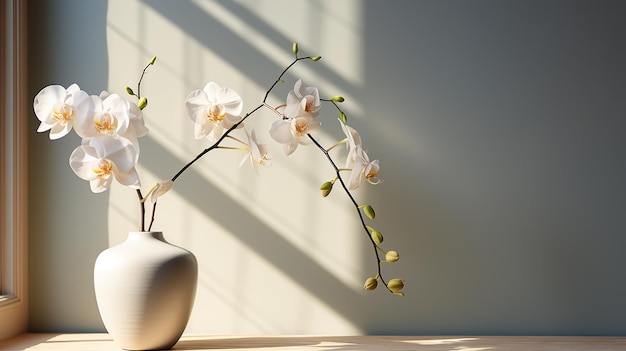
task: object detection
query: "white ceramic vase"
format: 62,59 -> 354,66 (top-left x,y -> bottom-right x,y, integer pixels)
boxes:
94,231 -> 198,350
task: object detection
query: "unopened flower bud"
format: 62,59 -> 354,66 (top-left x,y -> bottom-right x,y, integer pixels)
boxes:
310,56 -> 322,61
370,228 -> 383,244
330,95 -> 345,102
321,187 -> 332,197
363,204 -> 375,219
320,181 -> 333,190
138,97 -> 148,110
149,56 -> 157,65
387,278 -> 404,293
125,86 -> 134,96
292,42 -> 299,55
320,181 -> 334,197
385,250 -> 399,262
364,277 -> 378,290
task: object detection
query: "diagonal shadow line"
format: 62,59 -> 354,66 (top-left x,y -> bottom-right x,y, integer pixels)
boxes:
140,0 -> 365,100
139,135 -> 370,327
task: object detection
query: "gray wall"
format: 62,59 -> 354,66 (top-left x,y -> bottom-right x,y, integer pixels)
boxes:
28,0 -> 626,335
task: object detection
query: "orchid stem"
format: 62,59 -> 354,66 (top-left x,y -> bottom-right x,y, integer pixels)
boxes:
135,189 -> 145,232
307,133 -> 391,293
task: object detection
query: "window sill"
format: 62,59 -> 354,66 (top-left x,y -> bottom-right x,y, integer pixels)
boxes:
1,333 -> 626,350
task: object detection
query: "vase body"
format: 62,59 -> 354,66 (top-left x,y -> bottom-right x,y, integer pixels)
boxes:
94,231 -> 198,350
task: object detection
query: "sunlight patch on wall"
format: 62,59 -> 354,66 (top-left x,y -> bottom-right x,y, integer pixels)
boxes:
188,0 -> 366,115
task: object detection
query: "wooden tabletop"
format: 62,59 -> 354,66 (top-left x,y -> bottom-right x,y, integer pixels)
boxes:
1,333 -> 625,350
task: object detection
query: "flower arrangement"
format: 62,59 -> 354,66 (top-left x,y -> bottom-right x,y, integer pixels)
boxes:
33,43 -> 404,296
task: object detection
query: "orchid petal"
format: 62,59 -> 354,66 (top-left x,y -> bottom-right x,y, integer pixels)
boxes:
113,167 -> 140,189
149,180 -> 174,203
33,85 -> 66,123
69,145 -> 100,181
269,119 -> 295,144
90,177 -> 113,193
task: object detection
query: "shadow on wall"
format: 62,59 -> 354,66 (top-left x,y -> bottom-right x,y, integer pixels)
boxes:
138,0 -> 378,332
27,0 -> 626,335
28,0 -> 111,332
143,0 -> 626,335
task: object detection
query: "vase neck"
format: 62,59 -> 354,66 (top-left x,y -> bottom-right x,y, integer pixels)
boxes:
127,231 -> 165,242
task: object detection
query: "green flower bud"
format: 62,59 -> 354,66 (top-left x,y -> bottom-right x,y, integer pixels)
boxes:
364,204 -> 375,219
320,181 -> 333,197
310,56 -> 322,61
387,278 -> 404,293
322,187 -> 332,197
370,228 -> 383,244
385,250 -> 399,262
125,86 -> 134,96
138,97 -> 148,110
292,42 -> 298,55
364,277 -> 378,291
320,181 -> 333,190
149,56 -> 157,65
330,95 -> 345,102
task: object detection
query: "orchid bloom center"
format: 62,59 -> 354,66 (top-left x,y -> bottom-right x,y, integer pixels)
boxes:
93,159 -> 113,179
304,96 -> 318,113
365,162 -> 381,185
293,117 -> 309,137
94,112 -> 117,135
206,104 -> 226,124
366,171 -> 378,181
52,103 -> 74,125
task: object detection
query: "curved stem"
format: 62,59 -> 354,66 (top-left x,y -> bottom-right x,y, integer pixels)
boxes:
136,62 -> 153,99
263,57 -> 309,103
307,133 -> 391,292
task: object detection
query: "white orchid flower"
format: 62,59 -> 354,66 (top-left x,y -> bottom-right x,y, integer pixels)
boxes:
284,79 -> 320,118
100,90 -> 149,139
269,115 -> 321,155
74,92 -> 148,153
347,145 -> 382,190
239,129 -> 271,173
185,82 -> 243,142
69,136 -> 141,193
33,84 -> 89,140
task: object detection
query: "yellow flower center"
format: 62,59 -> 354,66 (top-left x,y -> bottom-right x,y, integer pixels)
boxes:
93,159 -> 113,179
206,104 -> 226,124
94,112 -> 117,135
293,118 -> 309,136
52,104 -> 74,125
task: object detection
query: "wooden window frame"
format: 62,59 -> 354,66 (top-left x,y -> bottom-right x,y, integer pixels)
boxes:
0,0 -> 28,340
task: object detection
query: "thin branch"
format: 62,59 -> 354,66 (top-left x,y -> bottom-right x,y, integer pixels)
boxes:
307,133 -> 391,292
135,189 -> 145,232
